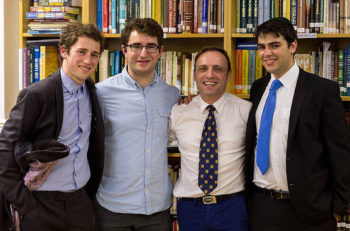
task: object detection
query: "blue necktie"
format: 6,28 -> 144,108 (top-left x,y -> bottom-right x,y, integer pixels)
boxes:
256,79 -> 283,175
198,105 -> 218,194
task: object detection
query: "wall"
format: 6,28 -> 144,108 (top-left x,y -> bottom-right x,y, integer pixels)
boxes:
4,0 -> 19,120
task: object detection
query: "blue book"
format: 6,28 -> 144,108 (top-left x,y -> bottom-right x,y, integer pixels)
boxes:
114,50 -> 121,74
346,46 -> 350,96
33,46 -> 40,83
237,42 -> 258,50
110,51 -> 115,76
119,0 -> 126,33
202,0 -> 208,33
111,0 -> 117,33
97,0 -> 102,31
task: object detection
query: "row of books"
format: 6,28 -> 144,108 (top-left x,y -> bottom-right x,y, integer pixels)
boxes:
31,0 -> 82,7
97,49 -> 199,95
234,43 -> 264,94
96,0 -> 224,34
295,43 -> 350,96
26,0 -> 82,34
236,0 -> 350,34
21,45 -> 59,88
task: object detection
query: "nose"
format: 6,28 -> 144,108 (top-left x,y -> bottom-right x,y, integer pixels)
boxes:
263,47 -> 272,55
139,46 -> 148,56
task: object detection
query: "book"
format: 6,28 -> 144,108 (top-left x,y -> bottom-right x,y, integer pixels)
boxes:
184,0 -> 194,33
39,46 -> 59,81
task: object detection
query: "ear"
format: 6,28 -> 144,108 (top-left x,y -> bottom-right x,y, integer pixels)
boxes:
60,45 -> 68,60
159,45 -> 164,56
121,44 -> 127,55
290,40 -> 297,54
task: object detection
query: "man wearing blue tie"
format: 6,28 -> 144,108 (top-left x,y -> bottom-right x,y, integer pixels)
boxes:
168,47 -> 251,231
245,17 -> 350,231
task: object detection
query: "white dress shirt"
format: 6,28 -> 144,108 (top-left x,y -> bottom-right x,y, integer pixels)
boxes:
169,93 -> 252,198
254,63 -> 299,191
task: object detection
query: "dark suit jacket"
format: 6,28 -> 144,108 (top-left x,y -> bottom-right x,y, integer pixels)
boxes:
0,70 -> 104,222
245,68 -> 350,224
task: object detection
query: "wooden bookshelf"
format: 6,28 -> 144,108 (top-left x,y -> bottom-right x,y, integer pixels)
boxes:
18,0 -> 350,101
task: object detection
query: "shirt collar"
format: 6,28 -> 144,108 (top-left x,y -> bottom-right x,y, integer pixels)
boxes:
123,65 -> 159,88
198,93 -> 226,114
270,62 -> 299,90
60,68 -> 87,94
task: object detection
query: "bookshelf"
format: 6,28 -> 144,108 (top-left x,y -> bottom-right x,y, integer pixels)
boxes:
17,0 -> 350,106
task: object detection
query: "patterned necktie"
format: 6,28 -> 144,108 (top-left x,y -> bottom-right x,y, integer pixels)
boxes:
198,105 -> 218,194
256,79 -> 283,175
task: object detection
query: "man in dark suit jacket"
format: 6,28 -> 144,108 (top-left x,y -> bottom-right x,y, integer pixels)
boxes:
0,23 -> 104,231
245,17 -> 350,231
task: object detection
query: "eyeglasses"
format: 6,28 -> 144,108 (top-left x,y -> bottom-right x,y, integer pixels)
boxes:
125,44 -> 160,53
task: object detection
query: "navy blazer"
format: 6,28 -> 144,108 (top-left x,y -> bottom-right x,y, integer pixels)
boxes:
245,68 -> 350,224
0,70 -> 104,218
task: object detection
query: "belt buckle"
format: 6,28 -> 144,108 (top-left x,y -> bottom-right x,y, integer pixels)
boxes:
202,195 -> 217,204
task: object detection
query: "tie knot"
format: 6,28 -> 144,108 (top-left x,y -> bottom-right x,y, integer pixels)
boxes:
206,105 -> 216,112
270,79 -> 283,92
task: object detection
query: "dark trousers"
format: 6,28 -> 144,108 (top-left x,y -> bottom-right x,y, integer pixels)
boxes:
248,191 -> 336,231
177,193 -> 248,231
93,199 -> 172,231
21,188 -> 93,231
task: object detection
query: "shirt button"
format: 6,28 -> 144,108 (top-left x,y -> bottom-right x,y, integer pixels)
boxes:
146,170 -> 149,173
147,129 -> 151,133
147,149 -> 150,153
145,189 -> 148,192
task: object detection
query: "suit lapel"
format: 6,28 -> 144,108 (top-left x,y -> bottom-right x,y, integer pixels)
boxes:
287,68 -> 310,147
51,70 -> 64,138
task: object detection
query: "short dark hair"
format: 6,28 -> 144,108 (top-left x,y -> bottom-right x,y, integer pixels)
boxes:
194,47 -> 231,72
255,17 -> 297,47
59,23 -> 104,61
121,18 -> 164,47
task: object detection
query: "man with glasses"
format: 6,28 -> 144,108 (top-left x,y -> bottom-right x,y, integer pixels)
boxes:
93,18 -> 180,231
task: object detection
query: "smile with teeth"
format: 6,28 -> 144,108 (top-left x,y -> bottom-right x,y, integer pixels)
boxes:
204,81 -> 216,85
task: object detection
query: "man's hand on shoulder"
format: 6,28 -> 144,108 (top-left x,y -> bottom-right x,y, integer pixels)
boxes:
178,94 -> 197,105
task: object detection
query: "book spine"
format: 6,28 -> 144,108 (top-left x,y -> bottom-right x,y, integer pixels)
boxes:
291,0 -> 297,29
242,50 -> 249,94
184,0 -> 194,33
111,0 -> 117,34
168,0 -> 177,33
247,0 -> 253,33
241,0 -> 247,33
202,0 -> 208,33
163,0 -> 169,32
236,0 -> 241,32
102,0 -> 108,33
235,50 -> 242,94
119,0 -> 126,33
97,0 -> 103,31
34,46 -> 40,83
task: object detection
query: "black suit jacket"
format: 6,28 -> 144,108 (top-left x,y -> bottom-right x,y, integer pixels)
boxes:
245,68 -> 350,224
0,70 -> 104,218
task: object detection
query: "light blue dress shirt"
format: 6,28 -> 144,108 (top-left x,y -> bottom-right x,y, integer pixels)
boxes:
96,67 -> 180,215
38,68 -> 92,191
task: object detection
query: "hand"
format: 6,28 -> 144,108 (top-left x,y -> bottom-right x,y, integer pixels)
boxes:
178,94 -> 196,105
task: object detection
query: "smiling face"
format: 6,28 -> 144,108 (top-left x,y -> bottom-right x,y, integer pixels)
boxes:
122,31 -> 163,82
60,36 -> 101,85
194,50 -> 231,104
257,33 -> 297,78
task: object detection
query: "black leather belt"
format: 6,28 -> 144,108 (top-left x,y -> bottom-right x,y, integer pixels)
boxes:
34,187 -> 84,200
180,191 -> 243,205
254,185 -> 291,200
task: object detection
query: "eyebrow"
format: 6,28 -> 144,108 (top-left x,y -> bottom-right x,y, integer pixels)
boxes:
258,41 -> 281,46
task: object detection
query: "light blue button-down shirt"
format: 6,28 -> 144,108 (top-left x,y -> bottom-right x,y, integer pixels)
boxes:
38,68 -> 92,191
96,67 -> 179,215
